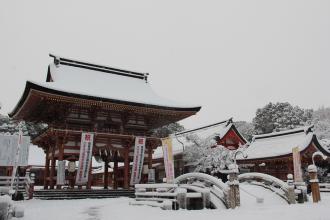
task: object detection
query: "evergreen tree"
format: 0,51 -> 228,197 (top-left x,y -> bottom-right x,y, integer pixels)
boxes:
234,121 -> 255,141
0,114 -> 47,137
312,107 -> 330,150
152,122 -> 184,138
253,102 -> 313,134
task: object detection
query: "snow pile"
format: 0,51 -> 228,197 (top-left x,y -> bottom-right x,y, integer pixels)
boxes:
20,193 -> 330,220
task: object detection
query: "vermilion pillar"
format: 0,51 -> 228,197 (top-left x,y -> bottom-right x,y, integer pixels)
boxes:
104,158 -> 109,189
124,148 -> 130,189
113,151 -> 118,190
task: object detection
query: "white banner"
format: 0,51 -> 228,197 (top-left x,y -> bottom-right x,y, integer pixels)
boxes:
57,160 -> 66,185
130,137 -> 146,185
76,133 -> 94,185
0,134 -> 30,166
162,137 -> 175,183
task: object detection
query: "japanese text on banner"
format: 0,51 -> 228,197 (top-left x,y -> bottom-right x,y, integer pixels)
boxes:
130,137 -> 146,185
162,137 -> 175,183
76,133 -> 94,185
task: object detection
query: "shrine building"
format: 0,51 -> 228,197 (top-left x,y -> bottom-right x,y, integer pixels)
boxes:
9,54 -> 201,190
237,126 -> 330,180
152,118 -> 247,181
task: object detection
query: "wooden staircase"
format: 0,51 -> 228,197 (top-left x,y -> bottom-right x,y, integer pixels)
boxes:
33,189 -> 135,200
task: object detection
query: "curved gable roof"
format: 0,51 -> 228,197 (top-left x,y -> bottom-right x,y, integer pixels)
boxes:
10,55 -> 201,118
238,126 -> 330,160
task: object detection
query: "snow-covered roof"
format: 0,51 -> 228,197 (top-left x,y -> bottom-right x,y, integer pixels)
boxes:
41,55 -> 199,109
10,55 -> 201,119
238,126 -> 330,160
153,119 -> 235,159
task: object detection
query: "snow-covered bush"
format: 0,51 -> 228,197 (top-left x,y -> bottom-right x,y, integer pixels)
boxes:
183,134 -> 238,175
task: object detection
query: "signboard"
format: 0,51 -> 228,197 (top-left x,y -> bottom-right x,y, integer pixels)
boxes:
130,137 -> 146,185
68,161 -> 76,173
76,133 -> 94,185
57,160 -> 66,185
162,137 -> 175,183
292,147 -> 303,182
0,134 -> 30,166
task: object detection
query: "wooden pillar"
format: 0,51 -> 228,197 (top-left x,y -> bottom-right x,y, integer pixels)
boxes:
308,165 -> 321,203
124,148 -> 130,189
87,159 -> 93,189
56,137 -> 64,189
43,147 -> 50,189
113,151 -> 118,190
104,159 -> 109,189
228,164 -> 240,209
49,147 -> 56,189
148,145 -> 153,169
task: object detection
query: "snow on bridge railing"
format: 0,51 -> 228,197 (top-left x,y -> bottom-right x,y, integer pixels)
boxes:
238,173 -> 289,193
174,173 -> 229,193
238,172 -> 297,204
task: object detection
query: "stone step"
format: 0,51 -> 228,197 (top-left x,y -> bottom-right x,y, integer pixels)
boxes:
33,189 -> 135,200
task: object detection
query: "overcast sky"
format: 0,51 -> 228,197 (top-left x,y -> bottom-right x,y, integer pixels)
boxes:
1,0 -> 329,130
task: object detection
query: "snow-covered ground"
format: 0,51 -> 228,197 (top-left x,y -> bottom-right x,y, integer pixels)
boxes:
15,192 -> 330,220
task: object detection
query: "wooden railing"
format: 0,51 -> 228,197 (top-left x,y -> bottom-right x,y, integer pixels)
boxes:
319,183 -> 330,193
0,173 -> 35,200
131,183 -> 211,210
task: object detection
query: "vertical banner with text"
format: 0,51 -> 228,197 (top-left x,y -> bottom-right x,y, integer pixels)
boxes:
76,133 -> 94,185
162,137 -> 175,183
292,147 -> 303,183
130,137 -> 146,186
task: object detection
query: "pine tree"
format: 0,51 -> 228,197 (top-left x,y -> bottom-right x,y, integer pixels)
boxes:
152,122 -> 184,138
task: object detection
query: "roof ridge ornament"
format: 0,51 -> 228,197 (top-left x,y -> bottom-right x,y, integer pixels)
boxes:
49,53 -> 148,81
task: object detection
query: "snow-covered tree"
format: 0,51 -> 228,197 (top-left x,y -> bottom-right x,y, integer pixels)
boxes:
312,107 -> 330,150
234,121 -> 255,141
183,134 -> 236,175
152,122 -> 184,138
0,114 -> 47,136
253,102 -> 313,134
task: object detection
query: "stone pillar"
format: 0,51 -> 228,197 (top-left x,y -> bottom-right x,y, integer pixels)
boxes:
113,151 -> 118,190
227,164 -> 240,209
286,174 -> 296,204
176,188 -> 187,209
104,159 -> 109,189
124,148 -> 130,189
43,148 -> 50,189
308,165 -> 321,203
49,147 -> 56,189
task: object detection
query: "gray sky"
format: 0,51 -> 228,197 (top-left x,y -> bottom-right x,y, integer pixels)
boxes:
1,0 -> 329,130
